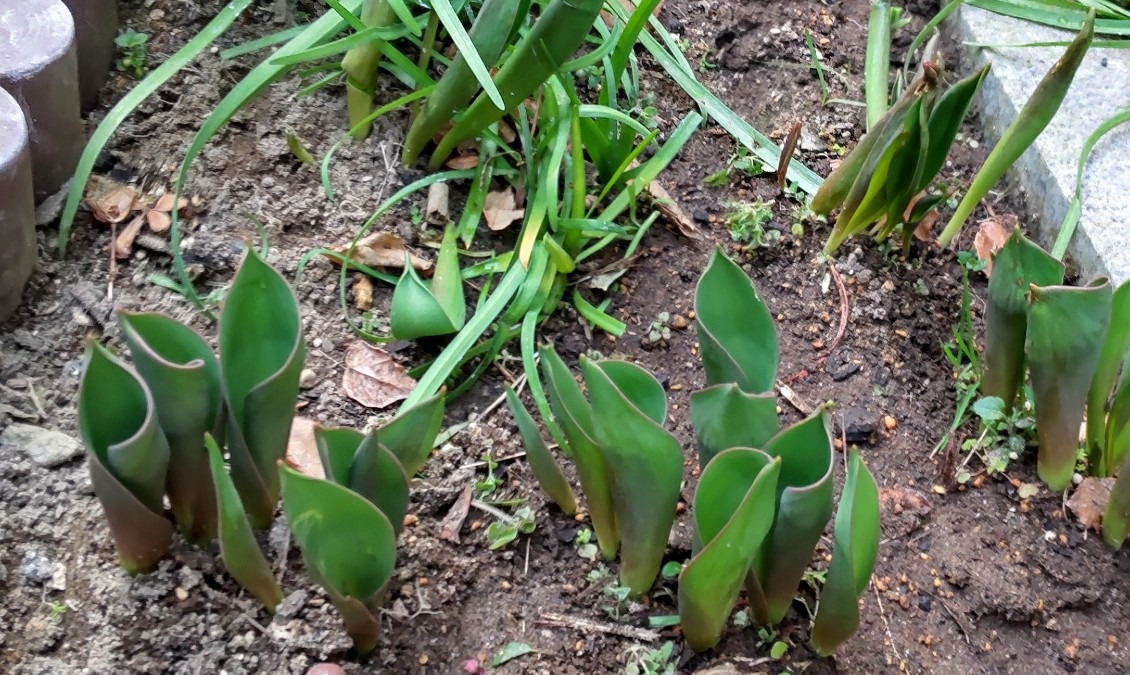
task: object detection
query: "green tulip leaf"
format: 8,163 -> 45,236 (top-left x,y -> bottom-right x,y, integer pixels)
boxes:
582,358 -> 683,597
811,449 -> 880,656
315,426 -> 365,487
347,433 -> 411,538
78,341 -> 172,573
982,229 -> 1065,408
746,409 -> 835,625
695,247 -> 778,393
391,224 -> 466,339
919,64 -> 989,191
541,346 -> 618,559
375,392 -> 445,477
680,448 -> 781,651
220,246 -> 306,528
1026,279 -> 1113,492
120,311 -> 221,544
506,387 -> 578,515
206,434 -> 282,611
598,360 -> 668,426
1103,450 -> 1130,549
690,383 -> 778,468
1087,280 -> 1130,474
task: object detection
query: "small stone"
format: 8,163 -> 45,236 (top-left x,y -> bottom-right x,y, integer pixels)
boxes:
403,513 -> 419,527
829,360 -> 861,382
883,415 -> 897,431
500,580 -> 512,590
25,614 -> 64,653
306,664 -> 345,675
837,408 -> 878,445
47,563 -> 66,591
20,550 -> 53,585
1,424 -> 83,467
669,314 -> 689,330
299,369 -> 318,390
692,209 -> 710,224
175,587 -> 189,601
275,590 -> 308,619
419,655 -> 430,665
319,339 -> 336,354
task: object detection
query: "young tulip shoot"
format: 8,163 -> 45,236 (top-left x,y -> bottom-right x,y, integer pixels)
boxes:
316,426 -> 411,538
679,448 -> 781,651
810,449 -> 880,656
1086,280 -> 1130,476
982,229 -> 1065,409
390,224 -> 466,339
506,387 -> 578,514
207,434 -> 282,611
78,341 -> 173,573
1026,280 -> 1113,492
220,246 -> 306,528
120,311 -> 223,545
1103,450 -> 1130,549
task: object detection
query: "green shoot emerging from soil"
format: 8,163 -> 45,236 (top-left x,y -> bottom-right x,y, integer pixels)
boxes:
115,28 -> 149,77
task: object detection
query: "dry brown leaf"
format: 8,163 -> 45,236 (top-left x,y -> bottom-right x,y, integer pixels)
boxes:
146,209 -> 171,233
973,216 -> 1015,275
353,276 -> 374,310
498,119 -> 517,144
446,154 -> 479,170
648,180 -> 702,240
153,193 -> 188,213
483,189 -> 525,231
913,210 -> 939,242
342,341 -> 417,409
112,214 -> 146,259
439,486 -> 473,543
1067,477 -> 1114,532
426,182 -> 450,226
325,232 -> 434,276
284,416 -> 325,479
87,183 -> 139,224
878,487 -> 933,516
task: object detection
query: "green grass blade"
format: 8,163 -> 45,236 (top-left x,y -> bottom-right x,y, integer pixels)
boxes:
430,0 -> 506,110
221,24 -> 308,60
58,0 -> 255,256
866,0 -> 893,129
968,0 -> 1130,36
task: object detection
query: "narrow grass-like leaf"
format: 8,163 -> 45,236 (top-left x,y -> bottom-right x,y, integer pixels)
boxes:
78,342 -> 173,573
968,0 -> 1130,36
1026,279 -> 1112,491
582,358 -> 683,597
810,449 -> 880,656
982,229 -> 1065,408
937,11 -> 1096,248
506,388 -> 578,514
119,312 -> 222,544
865,0 -> 893,128
206,434 -> 282,611
430,0 -> 506,111
680,449 -> 781,652
573,291 -> 626,336
220,247 -> 306,528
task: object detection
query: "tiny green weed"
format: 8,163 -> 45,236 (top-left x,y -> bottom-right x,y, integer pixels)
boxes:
115,28 -> 149,78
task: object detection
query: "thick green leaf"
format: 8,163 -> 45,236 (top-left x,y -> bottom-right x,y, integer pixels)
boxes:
219,246 -> 306,528
506,388 -> 578,514
376,393 -> 445,477
694,248 -> 777,393
1103,450 -> 1130,549
597,360 -> 667,426
78,342 -> 172,573
280,465 -> 397,602
982,229 -> 1065,408
680,449 -> 781,651
1087,280 -> 1130,474
1108,365 -> 1130,477
690,384 -> 778,468
206,434 -> 282,611
541,346 -> 618,558
429,0 -> 605,167
746,410 -> 835,625
810,449 -> 880,656
1026,279 -> 1113,492
391,224 -> 466,339
582,358 -> 683,597
938,11 -> 1096,248
119,311 -> 221,544
919,65 -> 990,191
347,434 -> 411,537
402,0 -> 521,163
882,96 -> 929,231
315,426 -> 365,486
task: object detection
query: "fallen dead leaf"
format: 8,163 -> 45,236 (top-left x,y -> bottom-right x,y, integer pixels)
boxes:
146,209 -> 171,233
426,182 -> 449,226
342,341 -> 417,409
879,487 -> 933,516
973,216 -> 1015,275
325,232 -> 434,276
439,485 -> 473,543
483,189 -> 525,231
112,214 -> 145,259
1066,477 -> 1114,532
285,416 -> 325,479
87,181 -> 139,224
446,154 -> 479,170
153,193 -> 187,213
498,119 -> 517,144
353,276 -> 374,310
913,209 -> 940,242
648,180 -> 702,240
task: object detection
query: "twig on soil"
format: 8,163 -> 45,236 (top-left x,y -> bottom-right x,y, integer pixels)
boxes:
824,261 -> 850,355
777,381 -> 814,415
461,451 -> 528,470
524,538 -> 531,577
537,612 -> 661,642
439,485 -> 473,544
238,612 -> 273,638
871,575 -> 907,669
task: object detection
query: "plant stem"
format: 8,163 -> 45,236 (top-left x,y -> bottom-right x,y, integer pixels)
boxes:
342,0 -> 398,140
865,0 -> 891,130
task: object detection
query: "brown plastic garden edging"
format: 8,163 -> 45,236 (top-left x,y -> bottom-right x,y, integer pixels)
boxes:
0,0 -> 117,322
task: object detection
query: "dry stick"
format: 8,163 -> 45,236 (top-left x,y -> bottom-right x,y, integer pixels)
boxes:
537,612 -> 661,642
871,575 -> 908,669
825,261 -> 850,354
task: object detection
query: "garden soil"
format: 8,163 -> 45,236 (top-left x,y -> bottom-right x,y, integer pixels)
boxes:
2,0 -> 1128,673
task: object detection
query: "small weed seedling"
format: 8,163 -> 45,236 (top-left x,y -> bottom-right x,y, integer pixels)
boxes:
575,527 -> 599,561
725,200 -> 779,248
115,28 -> 149,78
959,395 -> 1036,481
644,312 -> 672,345
624,641 -> 677,675
705,146 -> 772,186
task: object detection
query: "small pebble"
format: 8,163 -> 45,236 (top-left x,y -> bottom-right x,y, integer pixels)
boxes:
174,587 -> 188,601
306,664 -> 345,675
419,655 -> 430,665
299,369 -> 317,390
669,314 -> 688,330
403,513 -> 419,527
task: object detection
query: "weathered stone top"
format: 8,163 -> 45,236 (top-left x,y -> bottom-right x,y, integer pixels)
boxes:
0,1 -> 75,81
0,86 -> 27,162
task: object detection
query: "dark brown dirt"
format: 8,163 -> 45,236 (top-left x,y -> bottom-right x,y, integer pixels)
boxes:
2,0 -> 1128,674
